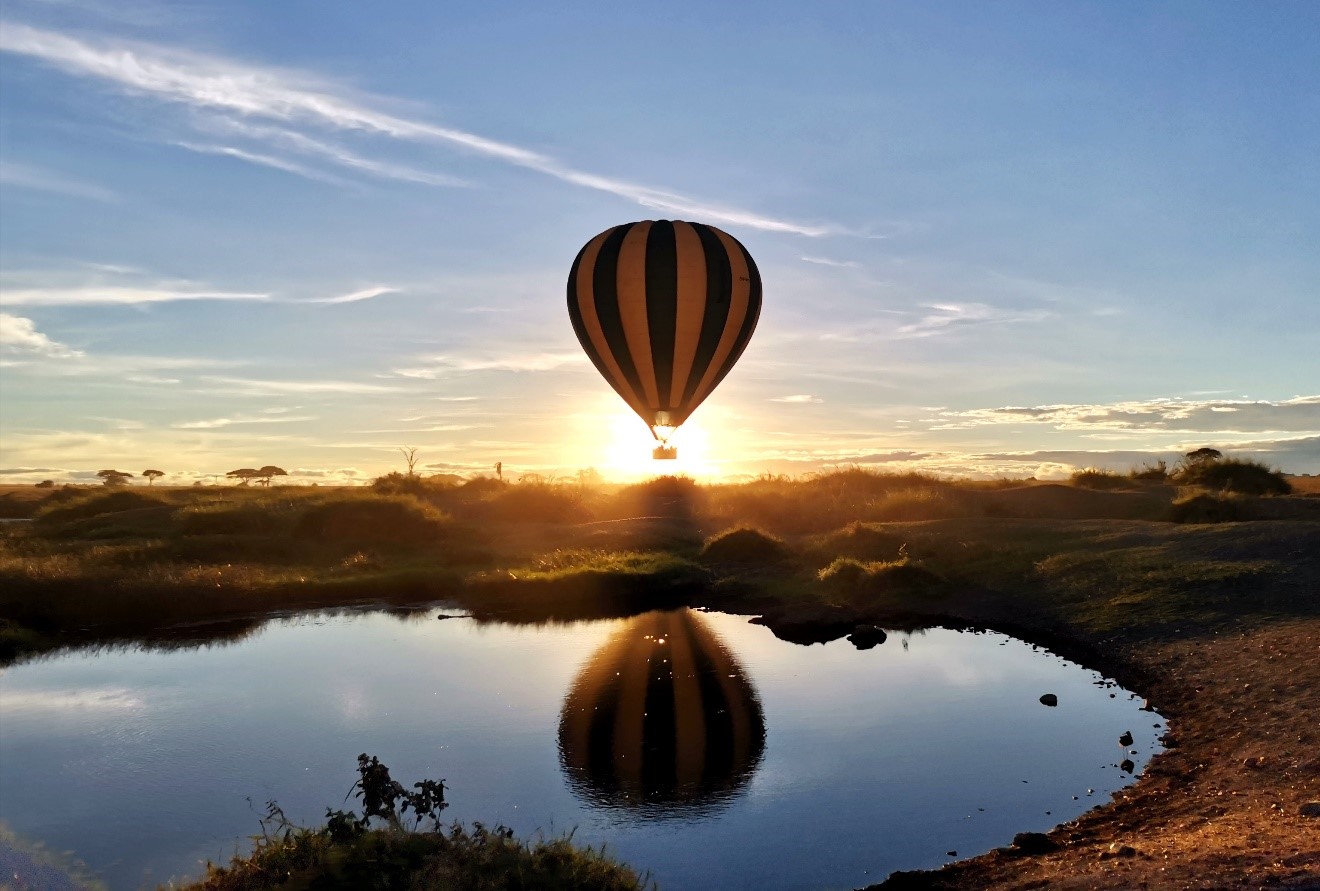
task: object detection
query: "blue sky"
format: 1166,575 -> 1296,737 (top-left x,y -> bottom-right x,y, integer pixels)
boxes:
2,1 -> 1317,484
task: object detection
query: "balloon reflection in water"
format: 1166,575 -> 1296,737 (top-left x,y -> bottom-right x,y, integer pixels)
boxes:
559,609 -> 765,814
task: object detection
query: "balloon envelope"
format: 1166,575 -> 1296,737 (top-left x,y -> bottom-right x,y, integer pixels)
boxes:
567,220 -> 762,439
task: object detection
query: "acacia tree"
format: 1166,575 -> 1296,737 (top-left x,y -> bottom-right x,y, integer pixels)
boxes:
227,468 -> 260,486
256,466 -> 288,487
1184,447 -> 1223,466
97,469 -> 134,487
142,469 -> 165,486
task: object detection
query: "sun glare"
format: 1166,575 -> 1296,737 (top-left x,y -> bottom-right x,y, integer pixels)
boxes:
602,411 -> 714,481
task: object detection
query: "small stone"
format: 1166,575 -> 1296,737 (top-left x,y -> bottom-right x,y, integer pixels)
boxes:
1118,730 -> 1134,747
1243,756 -> 1264,769
1300,802 -> 1320,817
1099,843 -> 1138,860
1120,759 -> 1135,774
1039,693 -> 1058,707
1011,832 -> 1058,855
946,850 -> 957,857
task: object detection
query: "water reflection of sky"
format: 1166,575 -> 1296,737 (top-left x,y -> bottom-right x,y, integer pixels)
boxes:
0,609 -> 1163,890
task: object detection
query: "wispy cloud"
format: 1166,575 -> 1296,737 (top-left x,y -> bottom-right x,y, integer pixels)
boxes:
800,256 -> 860,268
307,285 -> 398,305
172,412 -> 316,429
933,396 -> 1320,435
200,375 -> 403,395
394,352 -> 586,377
0,285 -> 268,305
895,302 -> 1051,338
769,394 -> 822,404
0,22 -> 837,236
204,119 -> 472,188
0,158 -> 117,201
172,141 -> 351,186
0,313 -> 84,358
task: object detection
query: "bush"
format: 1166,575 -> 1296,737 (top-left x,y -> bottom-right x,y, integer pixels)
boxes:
1174,458 -> 1291,495
372,472 -> 460,498
1069,469 -> 1130,490
700,527 -> 793,565
813,522 -> 906,562
464,482 -> 591,524
295,495 -> 452,546
817,556 -> 943,605
1129,460 -> 1169,482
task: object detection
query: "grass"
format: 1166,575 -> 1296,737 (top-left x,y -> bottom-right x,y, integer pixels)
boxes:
2,464 -> 1317,662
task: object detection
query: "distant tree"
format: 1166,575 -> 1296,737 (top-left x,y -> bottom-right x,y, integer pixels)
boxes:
97,469 -> 134,487
1184,447 -> 1223,466
227,468 -> 260,486
142,469 -> 165,486
256,465 -> 288,487
399,447 -> 419,477
35,479 -> 54,488
494,461 -> 503,481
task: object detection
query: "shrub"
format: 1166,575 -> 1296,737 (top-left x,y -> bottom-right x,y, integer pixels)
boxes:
1168,493 -> 1242,524
817,556 -> 943,604
813,522 -> 906,562
295,495 -> 452,546
372,472 -> 460,498
700,527 -> 793,565
1174,458 -> 1291,495
1069,469 -> 1130,490
1129,460 -> 1169,481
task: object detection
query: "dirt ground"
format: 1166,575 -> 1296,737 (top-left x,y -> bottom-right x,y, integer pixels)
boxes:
870,617 -> 1320,890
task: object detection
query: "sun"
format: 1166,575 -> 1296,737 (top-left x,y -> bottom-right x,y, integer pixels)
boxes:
601,411 -> 714,481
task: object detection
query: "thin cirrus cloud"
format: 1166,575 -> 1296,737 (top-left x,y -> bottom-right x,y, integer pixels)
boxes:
0,21 -> 836,236
769,394 -> 822,404
172,412 -> 317,429
0,158 -> 117,201
393,351 -> 587,377
306,285 -> 398,305
0,285 -> 268,306
0,313 -> 84,358
199,375 -> 403,395
931,396 -> 1320,434
895,303 -> 1051,338
199,118 -> 473,189
171,141 -> 352,186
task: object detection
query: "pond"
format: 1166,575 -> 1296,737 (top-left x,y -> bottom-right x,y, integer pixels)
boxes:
0,607 -> 1163,890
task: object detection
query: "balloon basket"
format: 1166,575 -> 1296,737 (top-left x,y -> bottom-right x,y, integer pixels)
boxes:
652,445 -> 678,460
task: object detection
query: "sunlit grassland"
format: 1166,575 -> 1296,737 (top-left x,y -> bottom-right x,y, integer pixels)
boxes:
1,462 -> 1316,663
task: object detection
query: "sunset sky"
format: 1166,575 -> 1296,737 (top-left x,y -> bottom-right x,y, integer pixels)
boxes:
2,2 -> 1316,484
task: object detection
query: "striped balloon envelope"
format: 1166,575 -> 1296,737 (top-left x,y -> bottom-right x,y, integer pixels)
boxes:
567,220 -> 762,457
558,609 -> 765,813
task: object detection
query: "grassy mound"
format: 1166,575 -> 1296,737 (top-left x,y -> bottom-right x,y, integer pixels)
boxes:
1168,493 -> 1242,524
700,527 -> 793,565
817,556 -> 945,606
34,489 -> 170,526
1175,458 -> 1291,495
295,495 -> 453,546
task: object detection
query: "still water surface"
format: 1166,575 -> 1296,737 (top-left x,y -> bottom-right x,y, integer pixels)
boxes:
0,608 -> 1162,890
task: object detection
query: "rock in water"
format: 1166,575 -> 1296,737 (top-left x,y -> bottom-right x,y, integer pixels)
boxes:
1039,693 -> 1058,707
1118,730 -> 1134,747
848,624 -> 887,650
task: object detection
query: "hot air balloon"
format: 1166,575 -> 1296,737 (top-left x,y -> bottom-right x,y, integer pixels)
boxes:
558,609 -> 765,814
568,220 -> 762,459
